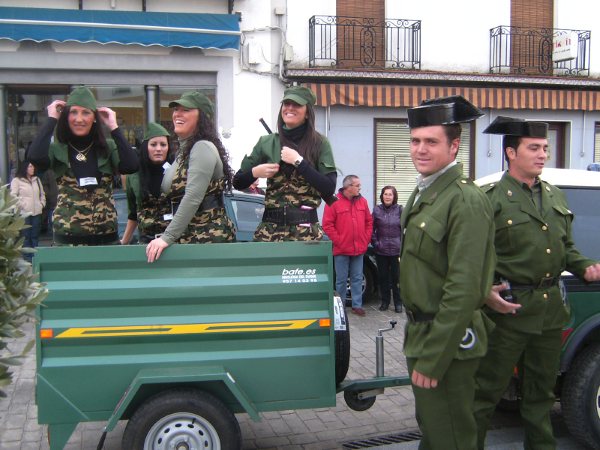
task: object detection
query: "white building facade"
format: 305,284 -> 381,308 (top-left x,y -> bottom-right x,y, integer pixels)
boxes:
1,0 -> 600,208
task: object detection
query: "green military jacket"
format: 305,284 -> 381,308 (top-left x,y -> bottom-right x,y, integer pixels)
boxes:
399,163 -> 496,380
125,172 -> 172,238
482,171 -> 596,333
48,140 -> 119,178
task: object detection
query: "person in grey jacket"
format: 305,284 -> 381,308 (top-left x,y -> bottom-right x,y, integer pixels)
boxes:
372,185 -> 403,312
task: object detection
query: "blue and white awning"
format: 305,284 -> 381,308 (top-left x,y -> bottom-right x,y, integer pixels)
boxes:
0,7 -> 240,50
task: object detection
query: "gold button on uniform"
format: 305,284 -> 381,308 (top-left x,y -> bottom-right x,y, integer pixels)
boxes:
420,222 -> 426,228
461,180 -> 467,184
546,248 -> 551,254
546,273 -> 551,277
543,293 -> 548,299
542,225 -> 548,231
507,219 -> 513,225
507,190 -> 513,197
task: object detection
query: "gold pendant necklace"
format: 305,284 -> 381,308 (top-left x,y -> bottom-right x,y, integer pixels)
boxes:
69,141 -> 93,162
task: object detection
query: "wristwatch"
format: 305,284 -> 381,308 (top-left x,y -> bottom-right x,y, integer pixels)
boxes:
294,156 -> 304,167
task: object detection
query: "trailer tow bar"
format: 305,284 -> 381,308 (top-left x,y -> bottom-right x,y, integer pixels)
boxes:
342,320 -> 401,411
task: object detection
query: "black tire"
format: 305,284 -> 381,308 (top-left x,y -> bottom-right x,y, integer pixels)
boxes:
562,343 -> 600,450
362,263 -> 377,304
122,388 -> 242,450
344,389 -> 376,411
334,294 -> 351,385
496,375 -> 520,412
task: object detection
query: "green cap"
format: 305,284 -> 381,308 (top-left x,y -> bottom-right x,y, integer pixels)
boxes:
282,86 -> 316,106
168,91 -> 214,118
143,122 -> 170,141
66,86 -> 97,111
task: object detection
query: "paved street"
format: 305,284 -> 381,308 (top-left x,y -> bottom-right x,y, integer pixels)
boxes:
0,283 -> 584,449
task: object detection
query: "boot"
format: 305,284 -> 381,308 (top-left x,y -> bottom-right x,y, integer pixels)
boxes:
394,303 -> 403,313
378,303 -> 389,311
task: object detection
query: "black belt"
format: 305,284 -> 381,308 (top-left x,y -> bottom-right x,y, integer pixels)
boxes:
262,206 -> 318,226
405,310 -> 436,323
54,232 -> 119,246
171,194 -> 223,214
511,276 -> 560,290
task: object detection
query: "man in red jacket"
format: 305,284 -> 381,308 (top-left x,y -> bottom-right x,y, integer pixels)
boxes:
323,175 -> 373,316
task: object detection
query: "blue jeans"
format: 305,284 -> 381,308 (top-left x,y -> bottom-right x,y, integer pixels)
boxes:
21,214 -> 42,261
334,254 -> 364,308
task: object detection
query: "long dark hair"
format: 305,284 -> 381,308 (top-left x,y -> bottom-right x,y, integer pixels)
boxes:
55,105 -> 110,159
139,137 -> 175,200
176,112 -> 234,192
15,159 -> 35,179
277,103 -> 323,166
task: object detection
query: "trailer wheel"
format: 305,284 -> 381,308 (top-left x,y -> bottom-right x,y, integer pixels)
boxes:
334,293 -> 351,384
122,388 -> 241,450
344,389 -> 376,411
562,343 -> 600,450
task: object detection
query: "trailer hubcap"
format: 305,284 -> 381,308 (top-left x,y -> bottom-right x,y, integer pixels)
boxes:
144,413 -> 220,450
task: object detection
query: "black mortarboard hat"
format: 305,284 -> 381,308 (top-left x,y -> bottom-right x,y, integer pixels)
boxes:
407,95 -> 484,128
483,116 -> 548,138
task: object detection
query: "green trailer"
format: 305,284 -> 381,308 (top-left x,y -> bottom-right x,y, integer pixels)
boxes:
34,241 -> 409,450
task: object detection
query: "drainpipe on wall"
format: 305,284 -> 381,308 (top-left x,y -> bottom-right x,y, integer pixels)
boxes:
145,86 -> 158,124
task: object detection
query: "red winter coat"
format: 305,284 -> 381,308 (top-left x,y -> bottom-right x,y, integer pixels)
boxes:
322,191 -> 373,256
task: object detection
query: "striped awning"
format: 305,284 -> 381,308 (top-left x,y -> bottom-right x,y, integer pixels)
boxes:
303,82 -> 600,111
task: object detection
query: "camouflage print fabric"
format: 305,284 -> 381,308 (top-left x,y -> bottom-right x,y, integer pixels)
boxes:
53,174 -> 117,241
169,161 -> 235,244
254,171 -> 323,242
137,193 -> 172,238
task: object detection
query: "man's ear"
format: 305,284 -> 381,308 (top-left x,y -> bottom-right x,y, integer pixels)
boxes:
506,146 -> 517,161
450,138 -> 460,157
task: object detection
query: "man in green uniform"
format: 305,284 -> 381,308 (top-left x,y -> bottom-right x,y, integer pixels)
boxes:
473,116 -> 600,450
399,96 -> 496,450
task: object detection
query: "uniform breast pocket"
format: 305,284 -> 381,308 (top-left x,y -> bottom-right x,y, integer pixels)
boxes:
495,211 -> 530,250
412,214 -> 447,272
551,204 -> 573,237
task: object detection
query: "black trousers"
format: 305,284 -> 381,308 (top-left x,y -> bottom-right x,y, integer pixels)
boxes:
375,254 -> 401,307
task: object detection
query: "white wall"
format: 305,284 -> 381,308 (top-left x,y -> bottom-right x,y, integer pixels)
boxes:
387,0 -> 509,73
555,0 -> 600,77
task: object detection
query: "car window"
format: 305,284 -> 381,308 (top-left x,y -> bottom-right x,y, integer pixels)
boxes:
561,187 -> 600,261
230,197 -> 264,242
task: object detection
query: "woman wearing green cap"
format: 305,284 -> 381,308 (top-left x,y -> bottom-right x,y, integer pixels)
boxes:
120,122 -> 175,245
28,86 -> 139,246
232,86 -> 337,242
145,91 -> 235,263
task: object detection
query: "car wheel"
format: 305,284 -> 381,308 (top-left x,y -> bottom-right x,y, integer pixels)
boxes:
496,374 -> 520,412
362,263 -> 377,304
333,293 -> 350,385
122,388 -> 241,450
562,343 -> 600,450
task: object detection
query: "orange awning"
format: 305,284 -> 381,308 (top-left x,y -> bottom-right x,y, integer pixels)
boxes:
303,82 -> 600,111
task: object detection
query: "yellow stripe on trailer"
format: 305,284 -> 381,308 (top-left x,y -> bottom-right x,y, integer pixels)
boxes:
54,319 -> 319,338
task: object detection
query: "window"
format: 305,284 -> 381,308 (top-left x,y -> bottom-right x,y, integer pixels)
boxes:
594,123 -> 600,162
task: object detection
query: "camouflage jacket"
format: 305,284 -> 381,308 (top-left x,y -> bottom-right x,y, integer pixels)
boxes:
240,134 -> 336,241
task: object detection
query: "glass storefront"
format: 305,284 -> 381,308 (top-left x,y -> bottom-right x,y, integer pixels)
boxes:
4,84 -> 216,182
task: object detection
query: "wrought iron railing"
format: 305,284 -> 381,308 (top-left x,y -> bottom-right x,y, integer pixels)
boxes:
309,15 -> 421,70
490,26 -> 591,76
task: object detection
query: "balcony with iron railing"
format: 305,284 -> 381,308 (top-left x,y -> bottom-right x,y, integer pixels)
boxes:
309,15 -> 421,70
490,26 -> 591,76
